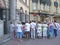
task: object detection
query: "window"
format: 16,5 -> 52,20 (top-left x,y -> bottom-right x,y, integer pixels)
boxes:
47,5 -> 50,11
33,3 -> 37,10
34,16 -> 37,21
40,4 -> 44,11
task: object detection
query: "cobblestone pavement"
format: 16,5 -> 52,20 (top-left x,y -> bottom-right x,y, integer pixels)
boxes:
2,31 -> 60,45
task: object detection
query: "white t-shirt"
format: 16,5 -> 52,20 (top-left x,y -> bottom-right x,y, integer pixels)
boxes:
16,24 -> 22,32
30,22 -> 36,30
53,22 -> 59,29
25,23 -> 30,31
37,23 -> 42,29
10,24 -> 15,32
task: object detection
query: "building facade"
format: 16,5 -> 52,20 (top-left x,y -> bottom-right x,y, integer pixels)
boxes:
0,0 -> 29,42
17,0 -> 29,22
29,0 -> 60,23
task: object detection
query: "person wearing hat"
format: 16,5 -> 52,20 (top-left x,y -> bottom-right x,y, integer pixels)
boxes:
16,21 -> 23,42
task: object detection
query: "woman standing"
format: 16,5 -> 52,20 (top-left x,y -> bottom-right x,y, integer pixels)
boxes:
16,21 -> 23,42
37,21 -> 42,39
49,22 -> 54,39
42,21 -> 48,38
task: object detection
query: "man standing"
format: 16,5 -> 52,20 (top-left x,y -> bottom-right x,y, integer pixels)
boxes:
42,21 -> 48,38
30,21 -> 36,39
53,20 -> 58,37
9,22 -> 15,39
16,21 -> 23,42
25,21 -> 30,39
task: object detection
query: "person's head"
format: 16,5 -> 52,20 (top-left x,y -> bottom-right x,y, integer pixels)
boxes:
32,20 -> 34,22
10,21 -> 13,24
54,20 -> 56,22
22,22 -> 25,25
38,21 -> 41,23
10,22 -> 12,24
44,21 -> 47,24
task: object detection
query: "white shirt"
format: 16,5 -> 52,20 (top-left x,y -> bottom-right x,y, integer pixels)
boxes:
10,24 -> 14,32
53,22 -> 58,29
54,22 -> 60,30
16,24 -> 22,32
30,22 -> 36,30
25,23 -> 30,31
37,23 -> 42,29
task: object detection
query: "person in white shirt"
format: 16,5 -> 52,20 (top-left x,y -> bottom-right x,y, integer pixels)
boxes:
16,21 -> 23,42
10,22 -> 15,39
25,21 -> 30,39
37,21 -> 42,38
53,20 -> 58,37
30,20 -> 36,39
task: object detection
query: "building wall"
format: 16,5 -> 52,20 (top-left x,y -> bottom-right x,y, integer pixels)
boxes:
29,0 -> 60,22
17,0 -> 29,15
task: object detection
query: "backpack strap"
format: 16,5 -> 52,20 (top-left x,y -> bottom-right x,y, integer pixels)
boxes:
54,23 -> 57,29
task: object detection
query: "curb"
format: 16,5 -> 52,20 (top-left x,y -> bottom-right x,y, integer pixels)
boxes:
0,38 -> 11,45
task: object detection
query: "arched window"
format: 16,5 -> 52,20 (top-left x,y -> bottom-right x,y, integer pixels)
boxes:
32,0 -> 38,10
20,7 -> 23,13
40,4 -> 44,11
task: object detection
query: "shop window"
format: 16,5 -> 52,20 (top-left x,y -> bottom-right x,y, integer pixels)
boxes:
33,3 -> 37,10
40,4 -> 44,11
47,5 -> 50,11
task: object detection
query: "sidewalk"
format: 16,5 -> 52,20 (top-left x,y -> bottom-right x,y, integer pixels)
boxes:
2,37 -> 60,45
2,31 -> 60,45
0,34 -> 11,44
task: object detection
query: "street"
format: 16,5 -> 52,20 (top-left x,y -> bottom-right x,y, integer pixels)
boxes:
2,31 -> 60,45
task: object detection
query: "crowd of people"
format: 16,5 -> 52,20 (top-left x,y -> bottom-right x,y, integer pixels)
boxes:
9,20 -> 60,42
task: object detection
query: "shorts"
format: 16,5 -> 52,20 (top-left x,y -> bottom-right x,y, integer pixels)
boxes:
17,32 -> 23,39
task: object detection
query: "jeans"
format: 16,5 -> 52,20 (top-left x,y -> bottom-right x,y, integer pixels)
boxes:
54,29 -> 57,37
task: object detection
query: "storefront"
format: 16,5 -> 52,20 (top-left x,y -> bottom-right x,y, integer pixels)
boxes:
0,0 -> 10,42
29,12 -> 52,22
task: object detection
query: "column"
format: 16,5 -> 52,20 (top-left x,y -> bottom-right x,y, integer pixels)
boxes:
21,13 -> 25,22
30,0 -> 33,12
25,14 -> 30,22
50,0 -> 55,14
9,0 -> 16,21
38,0 -> 40,10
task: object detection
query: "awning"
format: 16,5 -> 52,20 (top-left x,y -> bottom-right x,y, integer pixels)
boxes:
29,12 -> 53,16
